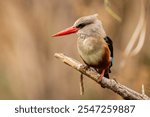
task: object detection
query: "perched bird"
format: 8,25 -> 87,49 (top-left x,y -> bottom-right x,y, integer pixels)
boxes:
52,14 -> 113,81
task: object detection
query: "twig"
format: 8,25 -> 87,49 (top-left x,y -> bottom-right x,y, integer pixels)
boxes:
80,74 -> 84,95
54,53 -> 150,100
124,0 -> 145,57
104,0 -> 122,22
142,84 -> 145,95
120,0 -> 146,68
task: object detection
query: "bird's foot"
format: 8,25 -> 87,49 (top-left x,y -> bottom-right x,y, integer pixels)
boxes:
80,65 -> 90,70
98,69 -> 105,82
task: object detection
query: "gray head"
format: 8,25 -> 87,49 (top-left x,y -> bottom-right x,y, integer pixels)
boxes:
52,14 -> 106,38
73,14 -> 106,38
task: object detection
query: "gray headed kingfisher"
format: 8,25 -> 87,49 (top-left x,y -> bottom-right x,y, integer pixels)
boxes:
52,14 -> 113,81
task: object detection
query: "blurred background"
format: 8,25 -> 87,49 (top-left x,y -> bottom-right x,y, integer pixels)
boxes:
0,0 -> 149,99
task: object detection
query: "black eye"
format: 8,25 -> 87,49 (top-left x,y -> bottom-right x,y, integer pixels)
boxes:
76,23 -> 86,29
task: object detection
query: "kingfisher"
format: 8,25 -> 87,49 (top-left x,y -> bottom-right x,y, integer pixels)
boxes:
52,14 -> 113,81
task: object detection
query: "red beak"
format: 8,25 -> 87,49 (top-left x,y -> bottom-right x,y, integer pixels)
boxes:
52,26 -> 79,37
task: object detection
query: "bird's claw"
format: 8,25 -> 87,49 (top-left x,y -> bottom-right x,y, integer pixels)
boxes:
80,65 -> 90,70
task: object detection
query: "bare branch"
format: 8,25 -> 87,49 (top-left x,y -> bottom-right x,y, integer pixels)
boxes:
54,53 -> 150,100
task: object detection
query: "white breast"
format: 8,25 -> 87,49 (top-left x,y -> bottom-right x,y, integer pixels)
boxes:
77,37 -> 104,65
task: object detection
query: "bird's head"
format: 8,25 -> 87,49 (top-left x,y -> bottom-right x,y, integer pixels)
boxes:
52,14 -> 106,38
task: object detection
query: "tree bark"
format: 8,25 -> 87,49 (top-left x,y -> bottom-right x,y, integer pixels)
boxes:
54,53 -> 150,100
